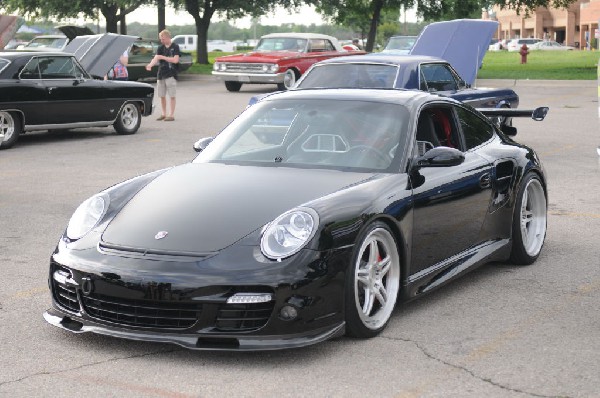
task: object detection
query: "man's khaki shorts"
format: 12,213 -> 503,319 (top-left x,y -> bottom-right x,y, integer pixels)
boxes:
157,77 -> 177,97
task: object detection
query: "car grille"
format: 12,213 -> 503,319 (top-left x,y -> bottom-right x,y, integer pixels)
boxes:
82,294 -> 202,329
52,276 -> 80,313
223,63 -> 265,73
216,302 -> 274,331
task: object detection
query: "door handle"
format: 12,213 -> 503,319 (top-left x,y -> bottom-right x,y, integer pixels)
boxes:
48,87 -> 57,94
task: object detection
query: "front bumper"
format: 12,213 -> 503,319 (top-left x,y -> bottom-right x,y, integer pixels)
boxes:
212,71 -> 286,84
45,240 -> 351,351
44,309 -> 344,351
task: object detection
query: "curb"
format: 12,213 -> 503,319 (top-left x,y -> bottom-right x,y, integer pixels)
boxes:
476,79 -> 594,87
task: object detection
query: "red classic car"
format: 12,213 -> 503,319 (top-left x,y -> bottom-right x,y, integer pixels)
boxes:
212,33 -> 365,92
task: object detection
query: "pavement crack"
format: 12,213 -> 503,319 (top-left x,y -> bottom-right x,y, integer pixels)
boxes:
380,335 -> 570,398
0,348 -> 181,387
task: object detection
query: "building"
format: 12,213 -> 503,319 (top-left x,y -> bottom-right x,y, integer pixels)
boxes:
485,0 -> 600,49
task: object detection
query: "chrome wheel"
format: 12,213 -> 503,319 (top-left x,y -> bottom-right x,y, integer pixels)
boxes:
114,102 -> 141,135
519,177 -> 547,257
0,111 -> 21,149
353,226 -> 400,332
510,173 -> 547,265
0,111 -> 16,143
120,103 -> 139,130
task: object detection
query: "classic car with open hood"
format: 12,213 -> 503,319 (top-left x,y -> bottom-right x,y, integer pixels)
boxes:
45,88 -> 549,351
0,33 -> 154,149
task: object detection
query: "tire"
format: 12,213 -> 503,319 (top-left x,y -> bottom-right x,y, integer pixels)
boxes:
0,111 -> 21,150
345,222 -> 401,338
113,102 -> 141,135
510,173 -> 547,265
225,81 -> 242,92
277,69 -> 298,91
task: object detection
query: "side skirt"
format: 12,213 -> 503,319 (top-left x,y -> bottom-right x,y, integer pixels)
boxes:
402,238 -> 511,300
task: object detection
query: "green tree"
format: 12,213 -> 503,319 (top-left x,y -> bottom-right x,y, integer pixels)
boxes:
313,0 -> 578,52
171,0 -> 306,64
3,0 -> 147,33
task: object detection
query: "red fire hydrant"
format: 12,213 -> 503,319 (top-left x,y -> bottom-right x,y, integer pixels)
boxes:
519,44 -> 529,64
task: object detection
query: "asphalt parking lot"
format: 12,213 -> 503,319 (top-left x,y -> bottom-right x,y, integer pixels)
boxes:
1,76 -> 599,397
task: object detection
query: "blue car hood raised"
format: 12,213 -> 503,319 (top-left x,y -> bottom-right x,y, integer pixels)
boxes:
410,19 -> 498,86
102,162 -> 373,254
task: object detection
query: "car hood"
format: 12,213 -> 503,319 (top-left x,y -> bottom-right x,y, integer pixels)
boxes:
63,33 -> 138,78
101,162 -> 374,254
217,51 -> 311,62
410,19 -> 498,86
56,25 -> 95,41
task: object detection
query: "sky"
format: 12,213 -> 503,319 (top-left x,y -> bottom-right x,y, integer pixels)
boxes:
124,4 -> 418,28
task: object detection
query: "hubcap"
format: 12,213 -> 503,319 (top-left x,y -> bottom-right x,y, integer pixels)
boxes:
283,70 -> 296,89
520,178 -> 547,256
354,228 -> 400,330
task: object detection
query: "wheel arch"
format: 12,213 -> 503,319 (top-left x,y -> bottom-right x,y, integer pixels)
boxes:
358,214 -> 409,287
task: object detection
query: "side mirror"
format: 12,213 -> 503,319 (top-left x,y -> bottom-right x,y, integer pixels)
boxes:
193,137 -> 214,153
414,146 -> 465,169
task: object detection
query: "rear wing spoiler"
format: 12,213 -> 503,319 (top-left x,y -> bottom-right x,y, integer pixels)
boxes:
476,106 -> 549,136
477,106 -> 549,121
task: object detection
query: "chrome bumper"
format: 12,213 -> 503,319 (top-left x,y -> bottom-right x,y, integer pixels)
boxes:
212,71 -> 286,84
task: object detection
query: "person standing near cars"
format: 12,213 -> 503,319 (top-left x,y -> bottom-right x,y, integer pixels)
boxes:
146,29 -> 180,121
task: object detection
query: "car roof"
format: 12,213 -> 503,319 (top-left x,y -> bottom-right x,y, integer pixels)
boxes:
0,51 -> 70,60
312,54 -> 444,67
260,32 -> 338,41
261,87 -> 458,108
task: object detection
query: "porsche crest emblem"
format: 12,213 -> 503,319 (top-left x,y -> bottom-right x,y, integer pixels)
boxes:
155,231 -> 168,240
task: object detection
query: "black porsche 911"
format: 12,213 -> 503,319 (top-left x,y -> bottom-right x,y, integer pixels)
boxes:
44,89 -> 548,351
0,34 -> 154,150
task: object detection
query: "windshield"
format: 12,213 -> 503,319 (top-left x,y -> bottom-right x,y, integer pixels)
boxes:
255,37 -> 307,52
194,98 -> 409,172
384,36 -> 416,52
297,64 -> 399,89
25,37 -> 68,49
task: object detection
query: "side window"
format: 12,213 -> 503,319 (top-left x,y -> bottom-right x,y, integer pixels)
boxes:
420,64 -> 458,92
456,107 -> 494,150
309,39 -> 334,52
20,58 -> 41,79
131,41 -> 153,55
415,106 -> 459,155
38,57 -> 79,79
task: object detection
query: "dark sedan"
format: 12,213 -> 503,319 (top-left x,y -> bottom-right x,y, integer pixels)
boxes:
44,89 -> 548,350
294,54 -> 519,111
0,50 -> 154,149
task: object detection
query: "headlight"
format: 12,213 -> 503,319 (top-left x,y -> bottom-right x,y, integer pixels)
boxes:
66,193 -> 109,240
268,64 -> 279,73
213,63 -> 219,71
261,207 -> 319,260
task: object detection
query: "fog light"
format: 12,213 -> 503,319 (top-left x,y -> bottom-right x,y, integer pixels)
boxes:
279,305 -> 298,320
227,293 -> 272,304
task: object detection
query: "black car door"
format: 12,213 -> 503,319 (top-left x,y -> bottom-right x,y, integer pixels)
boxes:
39,56 -> 114,125
410,104 -> 494,275
10,57 -> 49,126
